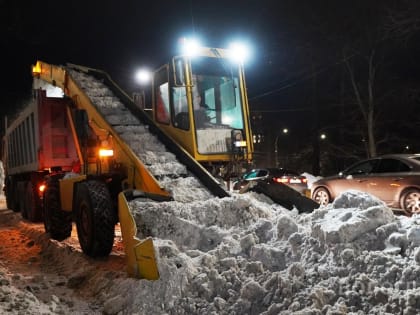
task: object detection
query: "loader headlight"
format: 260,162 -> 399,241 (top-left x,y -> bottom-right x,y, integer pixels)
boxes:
180,37 -> 202,57
228,42 -> 251,64
99,140 -> 114,157
99,149 -> 114,157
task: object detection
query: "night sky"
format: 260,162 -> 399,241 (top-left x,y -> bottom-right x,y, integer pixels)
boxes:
1,0 -> 266,115
0,0 -> 342,114
2,0 -> 420,172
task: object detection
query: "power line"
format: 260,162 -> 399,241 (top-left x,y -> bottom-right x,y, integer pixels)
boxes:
249,54 -> 354,101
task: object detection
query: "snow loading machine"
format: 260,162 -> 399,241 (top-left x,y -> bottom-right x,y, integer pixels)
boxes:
3,40 -> 254,279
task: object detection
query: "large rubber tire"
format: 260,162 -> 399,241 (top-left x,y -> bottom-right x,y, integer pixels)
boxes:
25,182 -> 42,222
43,176 -> 72,241
75,180 -> 115,257
312,187 -> 331,206
401,189 -> 420,215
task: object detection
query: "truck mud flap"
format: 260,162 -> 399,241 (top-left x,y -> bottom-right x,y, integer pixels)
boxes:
245,181 -> 320,213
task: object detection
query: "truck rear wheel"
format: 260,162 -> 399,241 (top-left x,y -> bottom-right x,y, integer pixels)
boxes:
43,176 -> 72,241
75,180 -> 115,257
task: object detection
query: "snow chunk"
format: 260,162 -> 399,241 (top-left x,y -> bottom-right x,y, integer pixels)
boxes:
311,191 -> 395,243
332,189 -> 386,209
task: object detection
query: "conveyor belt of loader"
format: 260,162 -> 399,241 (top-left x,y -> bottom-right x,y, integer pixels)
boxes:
68,64 -> 229,201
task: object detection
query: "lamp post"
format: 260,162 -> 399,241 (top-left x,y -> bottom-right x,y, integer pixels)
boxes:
134,68 -> 152,110
274,128 -> 288,167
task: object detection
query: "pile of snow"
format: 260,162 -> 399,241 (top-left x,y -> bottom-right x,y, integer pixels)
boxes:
80,190 -> 420,314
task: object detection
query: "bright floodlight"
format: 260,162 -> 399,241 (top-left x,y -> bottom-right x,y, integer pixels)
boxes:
228,42 -> 250,64
180,37 -> 202,56
135,69 -> 151,85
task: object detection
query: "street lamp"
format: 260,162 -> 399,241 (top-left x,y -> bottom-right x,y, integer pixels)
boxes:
133,68 -> 152,109
135,69 -> 151,85
274,136 -> 279,167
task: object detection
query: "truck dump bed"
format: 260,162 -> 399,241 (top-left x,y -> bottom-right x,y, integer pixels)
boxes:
4,90 -> 78,176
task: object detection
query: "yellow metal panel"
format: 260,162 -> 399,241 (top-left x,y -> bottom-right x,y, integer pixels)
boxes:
59,175 -> 87,212
118,192 -> 159,279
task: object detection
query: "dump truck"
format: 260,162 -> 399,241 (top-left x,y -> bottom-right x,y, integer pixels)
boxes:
2,43 -> 254,279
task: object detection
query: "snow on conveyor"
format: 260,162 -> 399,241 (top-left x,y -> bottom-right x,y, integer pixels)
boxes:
68,69 -> 213,203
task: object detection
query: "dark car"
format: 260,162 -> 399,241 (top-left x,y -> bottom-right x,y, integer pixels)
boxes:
311,154 -> 420,214
233,168 -> 308,194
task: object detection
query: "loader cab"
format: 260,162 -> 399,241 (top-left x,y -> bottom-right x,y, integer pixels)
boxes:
152,46 -> 253,178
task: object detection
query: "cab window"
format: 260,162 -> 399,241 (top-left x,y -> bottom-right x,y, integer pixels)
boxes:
154,67 -> 170,124
172,86 -> 189,130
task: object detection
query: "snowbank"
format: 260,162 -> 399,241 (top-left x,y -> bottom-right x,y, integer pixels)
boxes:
85,191 -> 420,314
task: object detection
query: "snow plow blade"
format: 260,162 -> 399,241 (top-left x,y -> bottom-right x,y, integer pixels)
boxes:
118,192 -> 160,279
244,181 -> 320,213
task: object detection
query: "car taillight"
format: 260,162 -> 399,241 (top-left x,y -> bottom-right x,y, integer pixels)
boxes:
302,178 -> 308,183
273,177 -> 289,183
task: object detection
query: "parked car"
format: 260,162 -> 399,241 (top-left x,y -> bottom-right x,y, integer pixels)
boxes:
311,154 -> 420,214
233,168 -> 308,194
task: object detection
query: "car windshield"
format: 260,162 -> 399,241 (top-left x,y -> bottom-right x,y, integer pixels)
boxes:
243,169 -> 268,179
